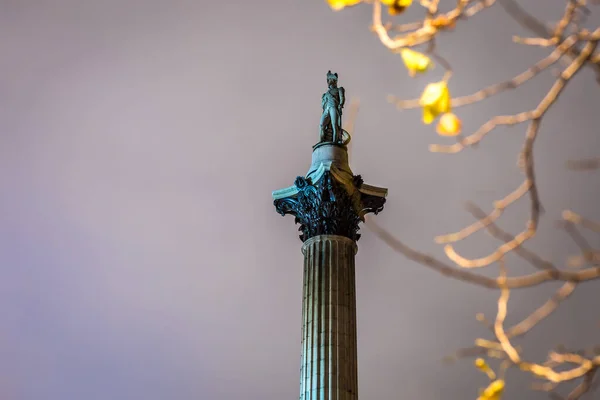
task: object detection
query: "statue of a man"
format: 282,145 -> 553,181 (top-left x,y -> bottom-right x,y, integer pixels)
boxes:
319,71 -> 346,143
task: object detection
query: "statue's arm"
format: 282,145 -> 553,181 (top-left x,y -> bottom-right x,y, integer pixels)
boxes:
339,87 -> 345,110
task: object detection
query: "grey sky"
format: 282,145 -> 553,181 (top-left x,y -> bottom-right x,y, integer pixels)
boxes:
1,1 -> 599,399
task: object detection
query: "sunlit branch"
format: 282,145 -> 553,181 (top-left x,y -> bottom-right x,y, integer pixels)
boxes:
563,368 -> 598,400
527,353 -> 600,383
553,0 -> 584,43
563,210 -> 600,233
473,279 -> 600,386
434,180 -> 530,246
557,220 -> 599,268
370,0 -> 495,50
513,0 -> 584,46
494,260 -> 521,362
505,281 -> 576,338
464,203 -> 555,271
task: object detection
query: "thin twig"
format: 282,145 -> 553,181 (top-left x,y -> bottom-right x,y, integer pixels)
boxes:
464,202 -> 555,271
566,157 -> 600,170
563,210 -> 600,233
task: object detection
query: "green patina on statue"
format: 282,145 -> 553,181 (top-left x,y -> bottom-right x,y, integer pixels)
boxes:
319,71 -> 351,145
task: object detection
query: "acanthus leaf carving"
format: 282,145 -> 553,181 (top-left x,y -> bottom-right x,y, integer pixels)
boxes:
274,171 -> 385,242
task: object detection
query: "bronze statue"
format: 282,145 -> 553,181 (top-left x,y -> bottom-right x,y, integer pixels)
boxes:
319,71 -> 349,144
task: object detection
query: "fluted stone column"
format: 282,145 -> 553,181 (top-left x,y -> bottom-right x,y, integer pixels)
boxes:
273,141 -> 386,400
299,235 -> 358,400
272,71 -> 387,400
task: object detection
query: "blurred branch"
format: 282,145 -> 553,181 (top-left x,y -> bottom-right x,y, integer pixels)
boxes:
365,218 -> 600,289
561,368 -> 598,400
444,280 -> 577,364
497,0 -> 549,37
511,0 -> 583,46
563,210 -> 600,233
566,157 -> 600,170
370,0 -> 496,50
434,179 -> 532,248
557,220 -> 599,268
498,0 -> 600,80
464,203 -> 555,271
505,281 -> 577,338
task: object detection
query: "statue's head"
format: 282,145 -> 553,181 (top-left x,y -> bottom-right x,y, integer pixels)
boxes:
327,70 -> 338,87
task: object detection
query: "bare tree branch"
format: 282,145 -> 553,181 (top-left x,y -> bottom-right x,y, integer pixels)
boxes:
370,0 -> 495,50
365,218 -> 600,289
498,0 -> 600,80
332,1 -> 600,397
566,157 -> 600,170
465,202 -> 555,271
563,210 -> 600,233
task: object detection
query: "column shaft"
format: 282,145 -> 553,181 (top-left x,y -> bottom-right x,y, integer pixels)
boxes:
299,235 -> 358,400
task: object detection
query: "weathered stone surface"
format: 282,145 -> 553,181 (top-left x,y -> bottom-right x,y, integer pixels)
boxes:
272,143 -> 387,243
299,235 -> 358,400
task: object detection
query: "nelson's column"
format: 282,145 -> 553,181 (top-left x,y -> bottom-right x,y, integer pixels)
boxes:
272,71 -> 388,400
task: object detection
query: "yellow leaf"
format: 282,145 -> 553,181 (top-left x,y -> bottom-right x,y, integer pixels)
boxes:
475,358 -> 488,370
437,88 -> 450,111
382,0 -> 412,5
383,0 -> 412,15
423,106 -> 436,125
419,81 -> 451,124
419,81 -> 447,106
400,48 -> 433,76
477,379 -> 505,400
327,0 -> 361,11
474,356 -> 498,380
437,113 -> 462,136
